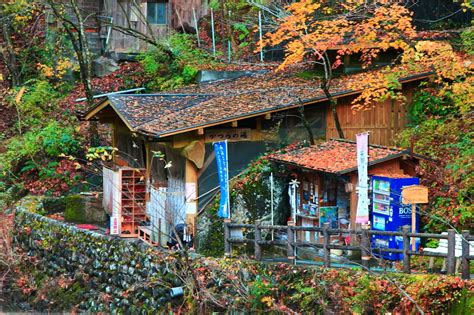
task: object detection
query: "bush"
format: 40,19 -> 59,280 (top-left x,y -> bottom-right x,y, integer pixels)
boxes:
0,121 -> 84,197
137,33 -> 217,91
396,85 -> 474,232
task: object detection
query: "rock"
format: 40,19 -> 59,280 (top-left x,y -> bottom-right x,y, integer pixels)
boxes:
93,260 -> 101,269
64,194 -> 106,224
93,56 -> 119,77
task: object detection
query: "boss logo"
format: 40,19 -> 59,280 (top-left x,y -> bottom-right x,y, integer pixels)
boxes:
399,207 -> 412,215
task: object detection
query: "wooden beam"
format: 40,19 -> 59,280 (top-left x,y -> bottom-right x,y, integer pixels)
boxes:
231,121 -> 238,127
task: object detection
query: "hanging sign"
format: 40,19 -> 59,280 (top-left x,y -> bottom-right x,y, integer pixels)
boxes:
356,133 -> 369,224
213,141 -> 230,218
401,185 -> 429,204
402,184 -> 428,250
205,129 -> 251,142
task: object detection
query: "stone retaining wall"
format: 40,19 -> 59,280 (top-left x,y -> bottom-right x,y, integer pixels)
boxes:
13,209 -> 182,312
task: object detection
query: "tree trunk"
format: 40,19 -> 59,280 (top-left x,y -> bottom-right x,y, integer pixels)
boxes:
1,23 -> 22,87
298,106 -> 315,145
70,0 -> 94,105
321,83 -> 345,139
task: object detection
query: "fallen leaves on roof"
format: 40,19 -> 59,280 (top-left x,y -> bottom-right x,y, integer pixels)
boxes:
89,64 -> 432,137
269,140 -> 407,174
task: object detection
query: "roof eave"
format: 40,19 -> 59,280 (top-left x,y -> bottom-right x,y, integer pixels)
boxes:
141,71 -> 433,138
83,98 -> 136,132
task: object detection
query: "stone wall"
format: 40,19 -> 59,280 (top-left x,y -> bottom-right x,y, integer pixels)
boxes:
11,207 -> 472,313
13,209 -> 183,312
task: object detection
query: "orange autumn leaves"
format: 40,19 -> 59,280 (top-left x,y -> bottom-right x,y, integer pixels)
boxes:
263,0 -> 415,69
261,0 -> 472,111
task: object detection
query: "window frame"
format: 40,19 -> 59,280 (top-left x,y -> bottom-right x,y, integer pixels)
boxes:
147,1 -> 168,25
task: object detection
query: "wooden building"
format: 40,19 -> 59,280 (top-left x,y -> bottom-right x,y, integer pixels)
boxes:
82,68 -> 430,241
59,0 -> 209,56
268,139 -> 422,236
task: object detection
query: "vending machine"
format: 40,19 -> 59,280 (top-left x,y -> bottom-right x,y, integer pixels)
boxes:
370,175 -> 420,260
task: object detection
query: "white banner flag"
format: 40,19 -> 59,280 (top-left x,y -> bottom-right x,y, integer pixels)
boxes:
356,133 -> 369,224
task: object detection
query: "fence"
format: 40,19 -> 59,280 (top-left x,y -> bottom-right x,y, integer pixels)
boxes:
223,220 -> 473,280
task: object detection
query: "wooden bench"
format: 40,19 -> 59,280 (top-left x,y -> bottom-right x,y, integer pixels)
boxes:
424,232 -> 474,273
138,226 -> 159,246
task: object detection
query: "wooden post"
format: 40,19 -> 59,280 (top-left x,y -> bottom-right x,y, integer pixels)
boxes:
254,221 -> 262,261
447,229 -> 456,275
322,222 -> 330,268
461,231 -> 470,280
402,225 -> 411,274
192,7 -> 201,47
224,218 -> 231,258
210,8 -> 216,56
287,221 -> 296,264
158,218 -> 161,246
361,224 -> 371,269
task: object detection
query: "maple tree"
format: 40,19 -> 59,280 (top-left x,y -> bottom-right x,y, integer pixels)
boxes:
261,0 -> 472,138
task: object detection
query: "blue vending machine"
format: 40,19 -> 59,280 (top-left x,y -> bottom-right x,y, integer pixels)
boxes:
370,176 -> 420,260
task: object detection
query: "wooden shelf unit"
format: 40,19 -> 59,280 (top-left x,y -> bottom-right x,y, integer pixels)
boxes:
119,167 -> 147,238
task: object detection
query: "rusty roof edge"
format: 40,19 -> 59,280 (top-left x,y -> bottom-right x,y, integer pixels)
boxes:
337,151 -> 410,175
141,71 -> 433,138
268,157 -> 344,176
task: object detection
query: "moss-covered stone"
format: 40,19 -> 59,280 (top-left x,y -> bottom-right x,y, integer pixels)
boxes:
64,195 -> 87,223
63,194 -> 106,224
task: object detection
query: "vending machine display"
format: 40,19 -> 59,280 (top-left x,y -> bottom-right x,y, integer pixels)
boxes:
370,176 -> 420,260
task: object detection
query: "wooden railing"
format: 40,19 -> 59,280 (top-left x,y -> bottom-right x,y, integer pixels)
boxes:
223,220 -> 474,280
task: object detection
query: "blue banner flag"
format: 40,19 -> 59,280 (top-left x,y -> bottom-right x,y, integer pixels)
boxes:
213,141 -> 230,218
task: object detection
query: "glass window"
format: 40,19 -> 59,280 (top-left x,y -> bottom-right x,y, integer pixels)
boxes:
147,1 -> 167,25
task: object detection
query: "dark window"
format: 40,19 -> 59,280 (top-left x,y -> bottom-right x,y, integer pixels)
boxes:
147,1 -> 167,25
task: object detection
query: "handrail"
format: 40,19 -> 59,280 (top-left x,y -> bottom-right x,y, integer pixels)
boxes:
223,221 -> 472,280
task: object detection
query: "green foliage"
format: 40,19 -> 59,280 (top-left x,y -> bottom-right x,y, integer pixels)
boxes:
396,85 -> 473,232
460,23 -> 474,55
233,22 -> 250,43
209,0 -> 220,10
196,197 -> 224,257
1,121 -> 81,169
138,33 -> 216,91
0,120 -> 83,198
9,80 -> 61,130
407,89 -> 457,126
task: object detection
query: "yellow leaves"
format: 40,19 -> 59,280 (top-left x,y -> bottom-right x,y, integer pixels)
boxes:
263,1 -> 417,72
15,87 -> 26,104
261,296 -> 274,308
443,77 -> 474,115
37,58 -> 78,80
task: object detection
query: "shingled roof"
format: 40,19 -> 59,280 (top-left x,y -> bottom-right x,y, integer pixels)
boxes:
269,139 -> 410,174
83,68 -> 431,138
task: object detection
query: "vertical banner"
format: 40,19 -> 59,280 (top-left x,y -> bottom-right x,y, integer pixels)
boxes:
213,141 -> 230,218
356,133 -> 369,224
